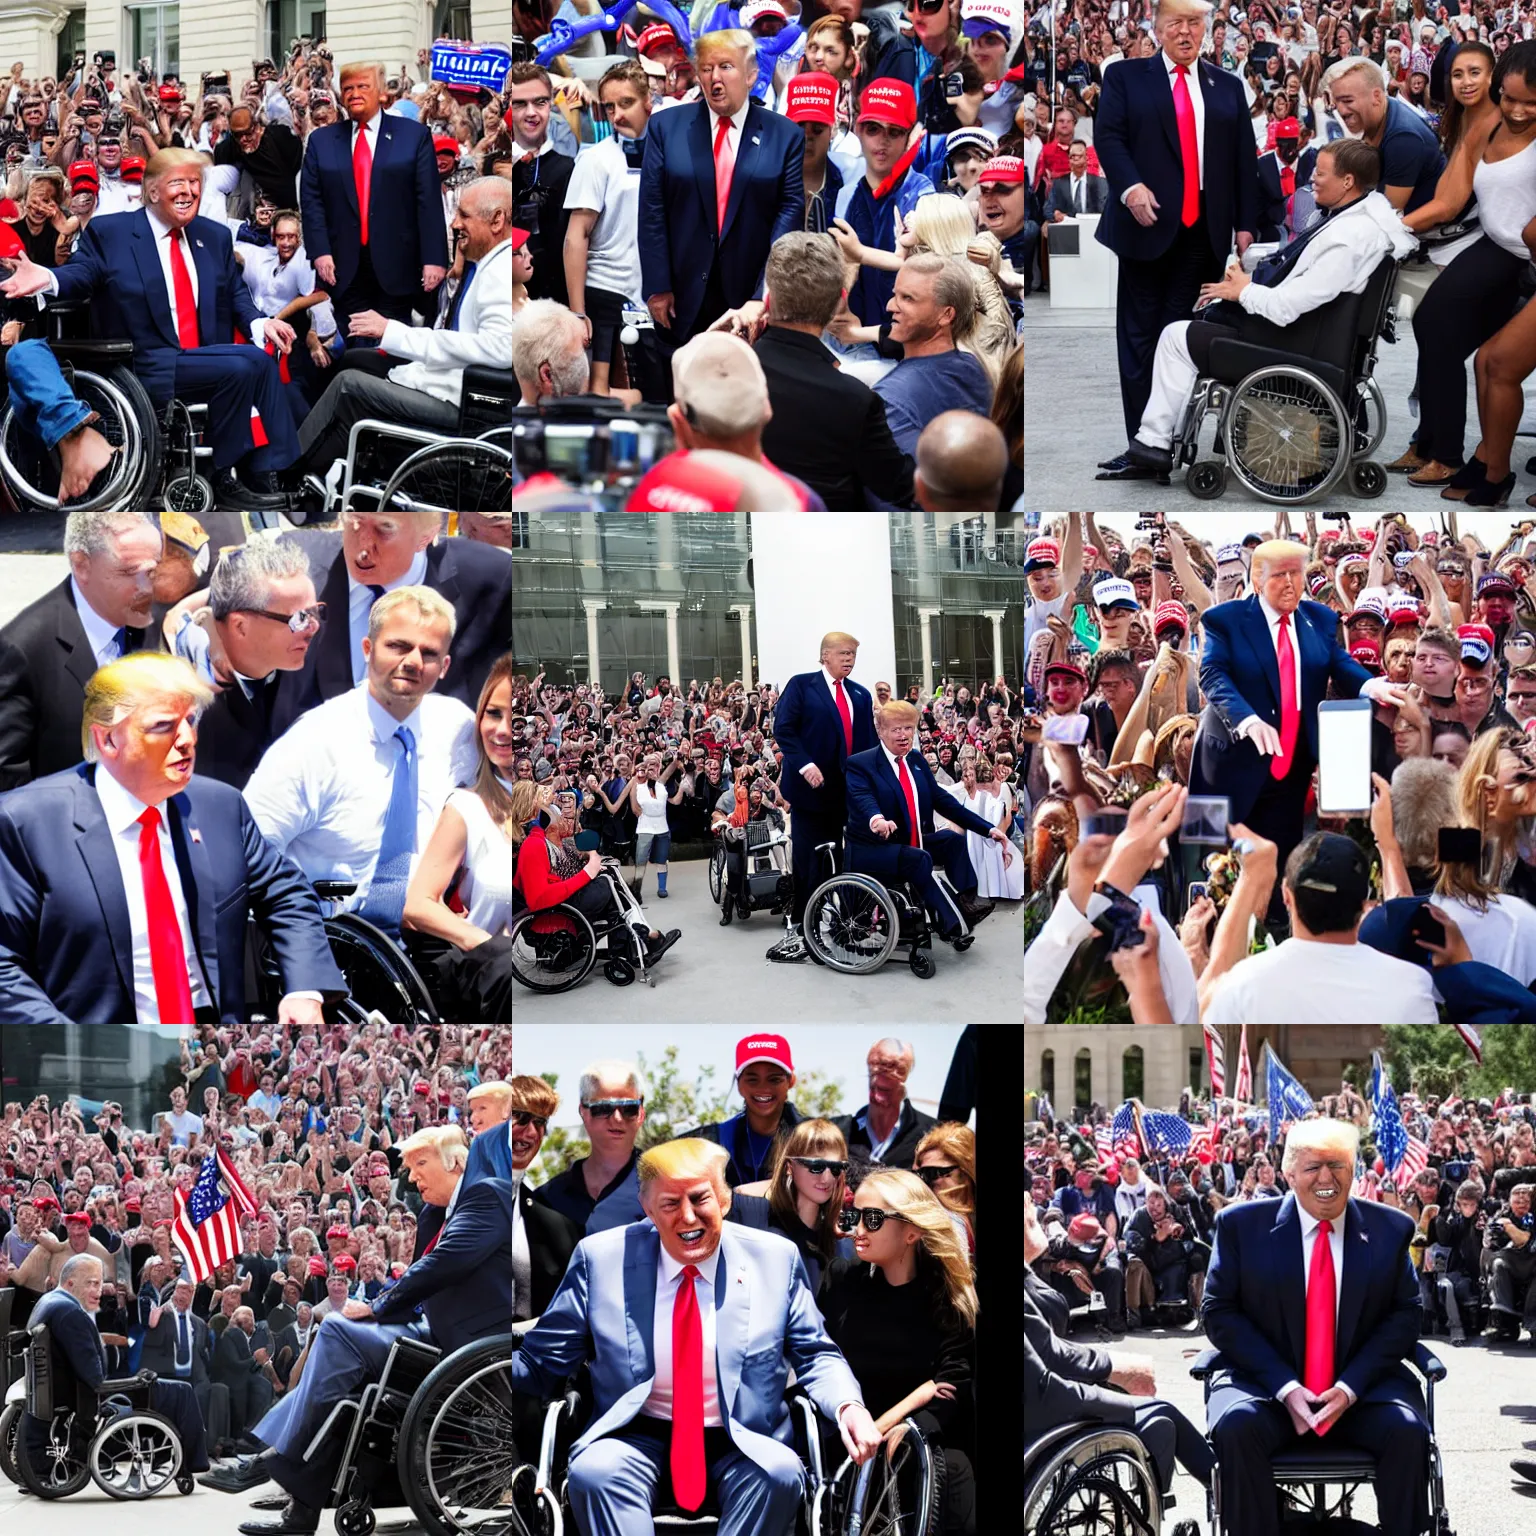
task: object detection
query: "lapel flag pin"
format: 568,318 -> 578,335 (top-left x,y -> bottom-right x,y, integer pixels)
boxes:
195,238 -> 204,248
191,828 -> 203,844
751,135 -> 760,145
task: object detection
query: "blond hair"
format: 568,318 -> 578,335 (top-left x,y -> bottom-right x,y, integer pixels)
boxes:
466,1080 -> 515,1116
143,147 -> 207,188
1279,1117 -> 1360,1176
767,1118 -> 850,1264
398,1125 -> 470,1171
1251,539 -> 1307,583
914,1122 -> 977,1231
82,653 -> 214,763
505,1074 -> 560,1119
695,28 -> 756,68
819,631 -> 860,658
367,584 -> 458,644
637,1138 -> 731,1200
858,1169 -> 978,1328
877,700 -> 920,727
340,61 -> 388,85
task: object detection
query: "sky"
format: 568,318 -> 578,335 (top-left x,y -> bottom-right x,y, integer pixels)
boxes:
1065,512 -> 1527,548
512,1024 -> 973,1132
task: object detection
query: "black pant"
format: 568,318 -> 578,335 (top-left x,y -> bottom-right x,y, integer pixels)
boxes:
1240,748 -> 1314,926
1116,210 -> 1225,439
331,245 -> 419,351
1412,235 -> 1527,465
652,261 -> 732,389
430,935 -> 511,1023
1134,1398 -> 1215,1495
787,801 -> 844,925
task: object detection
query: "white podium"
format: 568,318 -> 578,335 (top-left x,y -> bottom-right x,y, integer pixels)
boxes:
1047,213 -> 1119,309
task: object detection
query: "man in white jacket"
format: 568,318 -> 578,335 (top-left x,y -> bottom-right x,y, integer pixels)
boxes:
1103,137 -> 1417,479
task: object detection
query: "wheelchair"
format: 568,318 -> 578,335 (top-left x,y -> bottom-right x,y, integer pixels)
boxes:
0,301 -> 237,515
710,818 -> 794,922
4,1313 -> 195,1500
1024,1419 -> 1188,1536
1165,253 -> 1401,505
335,363 -> 516,514
509,859 -> 671,994
799,840 -> 978,981
0,1286 -> 29,1486
1189,1341 -> 1454,1536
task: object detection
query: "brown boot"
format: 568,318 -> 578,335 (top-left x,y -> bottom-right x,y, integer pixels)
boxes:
1386,443 -> 1426,473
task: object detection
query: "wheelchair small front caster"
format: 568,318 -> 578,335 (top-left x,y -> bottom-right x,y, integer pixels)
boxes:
1349,460 -> 1387,498
334,1500 -> 376,1536
1187,460 -> 1227,499
603,958 -> 635,985
909,950 -> 935,979
176,1475 -> 195,1495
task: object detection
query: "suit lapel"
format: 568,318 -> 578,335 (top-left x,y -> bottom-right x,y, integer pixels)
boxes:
1336,1198 -> 1368,1366
340,123 -> 360,219
166,790 -> 220,1009
1273,1193 -> 1309,1372
624,1225 -> 660,1385
714,1227 -> 748,1417
690,104 -> 717,234
186,222 -> 219,348
1153,57 -> 1181,159
51,579 -> 100,694
1237,597 -> 1282,712
72,768 -> 137,1011
132,209 -> 181,349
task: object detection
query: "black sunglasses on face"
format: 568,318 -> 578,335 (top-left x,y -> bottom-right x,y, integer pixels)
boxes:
915,1165 -> 958,1186
838,1206 -> 914,1233
509,1110 -> 547,1131
584,1099 -> 642,1120
790,1158 -> 847,1176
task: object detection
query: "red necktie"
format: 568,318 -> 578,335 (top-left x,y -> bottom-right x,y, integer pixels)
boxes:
1280,164 -> 1295,199
671,1263 -> 706,1511
834,678 -> 853,755
354,124 -> 373,246
1273,613 -> 1300,781
1172,64 -> 1200,227
1303,1218 -> 1336,1431
897,757 -> 921,849
137,808 -> 195,1025
713,114 -> 734,236
168,231 -> 199,350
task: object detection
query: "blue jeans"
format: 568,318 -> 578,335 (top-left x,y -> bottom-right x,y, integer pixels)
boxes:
5,339 -> 91,450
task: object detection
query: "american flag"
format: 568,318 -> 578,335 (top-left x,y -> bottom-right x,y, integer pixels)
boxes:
1355,1156 -> 1381,1202
172,1148 -> 258,1284
1456,1025 -> 1483,1064
1234,1023 -> 1253,1104
1370,1052 -> 1429,1189
1111,1101 -> 1141,1160
1139,1107 -> 1194,1157
1094,1123 -> 1116,1167
1188,1123 -> 1215,1164
1265,1046 -> 1315,1143
1204,1021 -> 1226,1098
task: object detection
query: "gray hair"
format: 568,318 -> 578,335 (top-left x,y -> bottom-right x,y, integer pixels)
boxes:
902,254 -> 979,345
1326,57 -> 1387,94
460,176 -> 511,220
871,1037 -> 915,1069
764,233 -> 845,328
59,1253 -> 103,1287
579,1059 -> 647,1104
511,300 -> 590,397
208,536 -> 312,621
64,511 -> 160,559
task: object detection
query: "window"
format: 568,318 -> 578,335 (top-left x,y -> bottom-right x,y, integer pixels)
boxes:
1191,1047 -> 1205,1095
128,4 -> 179,82
435,0 -> 474,41
266,0 -> 327,64
57,10 -> 87,83
1074,1049 -> 1092,1117
1040,1050 -> 1055,1104
1123,1045 -> 1144,1103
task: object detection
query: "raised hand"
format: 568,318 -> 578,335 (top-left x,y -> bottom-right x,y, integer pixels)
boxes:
0,253 -> 52,300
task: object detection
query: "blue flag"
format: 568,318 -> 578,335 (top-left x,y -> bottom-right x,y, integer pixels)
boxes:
1140,1110 -> 1194,1157
1266,1046 -> 1315,1144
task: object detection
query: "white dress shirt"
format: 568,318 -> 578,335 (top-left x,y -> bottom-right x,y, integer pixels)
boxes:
709,99 -> 752,183
348,549 -> 429,685
243,683 -> 478,913
94,767 -> 214,1023
877,745 -> 921,846
237,241 -> 316,318
70,575 -> 129,667
640,1245 -> 723,1427
351,110 -> 384,160
1276,1201 -> 1357,1406
1162,49 -> 1205,188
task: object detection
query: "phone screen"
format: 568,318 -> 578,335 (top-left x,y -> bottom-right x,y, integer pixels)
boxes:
1317,698 -> 1373,814
1041,713 -> 1090,746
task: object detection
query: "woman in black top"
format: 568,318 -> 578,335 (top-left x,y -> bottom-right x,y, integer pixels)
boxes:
821,1169 -> 978,1536
4,169 -> 69,268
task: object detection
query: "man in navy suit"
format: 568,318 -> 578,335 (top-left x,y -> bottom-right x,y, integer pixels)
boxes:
1190,540 -> 1403,904
843,699 -> 1014,938
0,148 -> 299,510
0,652 -> 345,1026
766,630 -> 876,962
639,29 -> 804,360
299,61 -> 449,349
1092,0 -> 1260,472
1256,121 -> 1316,242
1202,1117 -> 1429,1536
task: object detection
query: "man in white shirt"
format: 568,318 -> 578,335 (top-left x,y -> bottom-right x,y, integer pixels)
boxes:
244,586 -> 478,933
236,209 -> 337,380
160,1085 -> 205,1145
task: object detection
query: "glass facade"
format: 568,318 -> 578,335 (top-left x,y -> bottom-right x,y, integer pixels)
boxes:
512,514 -> 1025,693
1,1027 -> 189,1129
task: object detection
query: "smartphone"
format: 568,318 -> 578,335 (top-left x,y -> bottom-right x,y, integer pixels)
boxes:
1181,794 -> 1230,847
1393,550 -> 1416,571
1081,810 -> 1128,839
1316,698 -> 1373,814
1438,826 -> 1481,864
1187,881 -> 1209,907
1409,902 -> 1446,952
1091,884 -> 1146,953
1041,713 -> 1090,746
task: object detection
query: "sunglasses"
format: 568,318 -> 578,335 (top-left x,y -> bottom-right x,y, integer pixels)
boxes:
904,0 -> 946,11
790,1158 -> 848,1176
838,1205 -> 915,1233
915,1164 -> 959,1186
509,1110 -> 548,1131
583,1099 -> 642,1120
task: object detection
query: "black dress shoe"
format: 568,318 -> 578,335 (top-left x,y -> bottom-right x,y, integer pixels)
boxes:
1094,453 -> 1167,484
244,468 -> 283,495
644,929 -> 682,964
719,903 -> 733,926
199,1455 -> 273,1493
1126,440 -> 1174,474
213,469 -> 288,511
955,893 -> 995,926
249,1493 -> 292,1512
237,1500 -> 320,1536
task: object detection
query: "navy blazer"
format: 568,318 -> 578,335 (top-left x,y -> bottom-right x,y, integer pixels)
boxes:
773,670 -> 877,814
0,764 -> 346,1025
1094,54 -> 1260,263
1190,595 -> 1373,824
50,210 -> 264,410
843,745 -> 998,850
1201,1191 -> 1425,1431
638,99 -> 805,340
465,1121 -> 513,1187
370,1176 -> 513,1355
30,1288 -> 109,1389
1256,146 -> 1317,242
299,115 -> 449,299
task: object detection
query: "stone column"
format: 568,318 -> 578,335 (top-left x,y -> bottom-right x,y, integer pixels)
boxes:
983,608 -> 1007,684
581,599 -> 605,686
917,606 -> 941,696
729,604 -> 753,687
637,599 -> 681,683
0,0 -> 73,83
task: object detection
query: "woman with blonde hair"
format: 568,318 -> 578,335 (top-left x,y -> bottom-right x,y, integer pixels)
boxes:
821,1169 -> 977,1533
914,1122 -> 977,1254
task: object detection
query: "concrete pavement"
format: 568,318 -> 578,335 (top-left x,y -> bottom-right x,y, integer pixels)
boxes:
0,554 -> 69,628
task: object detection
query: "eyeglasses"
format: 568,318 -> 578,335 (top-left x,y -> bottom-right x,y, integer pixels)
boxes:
903,0 -> 947,11
234,604 -> 326,633
509,1110 -> 547,1130
915,1164 -> 959,1186
838,1205 -> 914,1233
583,1099 -> 642,1120
790,1158 -> 847,1176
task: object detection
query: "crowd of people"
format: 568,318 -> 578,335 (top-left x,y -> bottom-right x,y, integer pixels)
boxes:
510,633 -> 1025,973
508,0 -> 1027,511
1023,512 -> 1536,1025
0,509 -> 511,1025
1036,0 -> 1536,501
0,40 -> 511,513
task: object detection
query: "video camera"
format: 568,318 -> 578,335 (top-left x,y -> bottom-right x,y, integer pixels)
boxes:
511,399 -> 674,508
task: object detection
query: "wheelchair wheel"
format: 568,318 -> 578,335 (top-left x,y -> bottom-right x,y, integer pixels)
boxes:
397,1335 -> 518,1536
709,843 -> 726,905
909,949 -> 935,979
1023,1426 -> 1163,1536
603,957 -> 635,985
1349,460 -> 1388,499
335,1499 -> 377,1536
87,1409 -> 182,1499
510,905 -> 599,993
1186,460 -> 1226,500
0,1399 -> 21,1484
14,1412 -> 91,1498
1355,376 -> 1387,458
160,471 -> 215,514
325,913 -> 442,1024
802,874 -> 900,974
829,1428 -> 944,1536
378,438 -> 513,515
1222,365 -> 1351,502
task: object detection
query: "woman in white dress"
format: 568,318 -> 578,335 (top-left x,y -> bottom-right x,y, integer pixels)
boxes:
404,654 -> 515,1019
960,758 -> 1024,901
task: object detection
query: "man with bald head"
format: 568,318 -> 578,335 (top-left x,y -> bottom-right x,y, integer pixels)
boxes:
834,1037 -> 938,1170
914,412 -> 1008,511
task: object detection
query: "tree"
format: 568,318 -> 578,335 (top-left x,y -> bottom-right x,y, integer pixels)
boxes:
526,1046 -> 848,1186
1379,1025 -> 1536,1100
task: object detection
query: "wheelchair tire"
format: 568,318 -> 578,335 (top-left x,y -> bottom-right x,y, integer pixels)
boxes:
334,1499 -> 377,1536
604,957 -> 635,985
177,1473 -> 194,1494
510,905 -> 599,993
87,1408 -> 183,1499
378,438 -> 513,515
397,1334 -> 518,1536
1221,364 -> 1351,503
802,874 -> 900,974
0,1399 -> 21,1484
14,1413 -> 91,1499
909,949 -> 935,979
1355,376 -> 1387,459
1186,460 -> 1226,500
830,1426 -> 944,1536
1023,1426 -> 1163,1536
1349,460 -> 1387,499
709,843 -> 726,905
324,912 -> 442,1025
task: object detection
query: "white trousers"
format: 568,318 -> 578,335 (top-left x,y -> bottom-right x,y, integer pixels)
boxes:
1135,320 -> 1200,451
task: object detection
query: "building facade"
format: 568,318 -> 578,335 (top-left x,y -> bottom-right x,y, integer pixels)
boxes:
0,1025 -> 186,1129
1,0 -> 505,92
512,513 -> 1026,697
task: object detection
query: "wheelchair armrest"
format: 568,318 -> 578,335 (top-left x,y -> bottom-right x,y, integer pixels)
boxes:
536,1389 -> 584,1494
1413,1341 -> 1447,1384
1188,1349 -> 1224,1380
50,339 -> 135,363
99,1370 -> 156,1393
314,880 -> 358,901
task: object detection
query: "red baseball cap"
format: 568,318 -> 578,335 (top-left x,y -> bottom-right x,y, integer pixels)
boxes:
308,1256 -> 329,1277
978,154 -> 1027,186
1349,640 -> 1382,670
735,1034 -> 794,1079
785,71 -> 838,126
1274,116 -> 1301,138
432,134 -> 458,157
325,1224 -> 349,1239
332,1254 -> 357,1273
124,1197 -> 142,1212
1153,600 -> 1189,635
1044,661 -> 1088,685
64,1211 -> 91,1226
32,1193 -> 59,1209
121,156 -> 145,183
857,78 -> 917,131
413,1081 -> 432,1095
68,159 -> 99,191
635,23 -> 681,56
511,227 -> 530,254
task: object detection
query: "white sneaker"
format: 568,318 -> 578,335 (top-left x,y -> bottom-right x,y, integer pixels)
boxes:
765,924 -> 808,963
